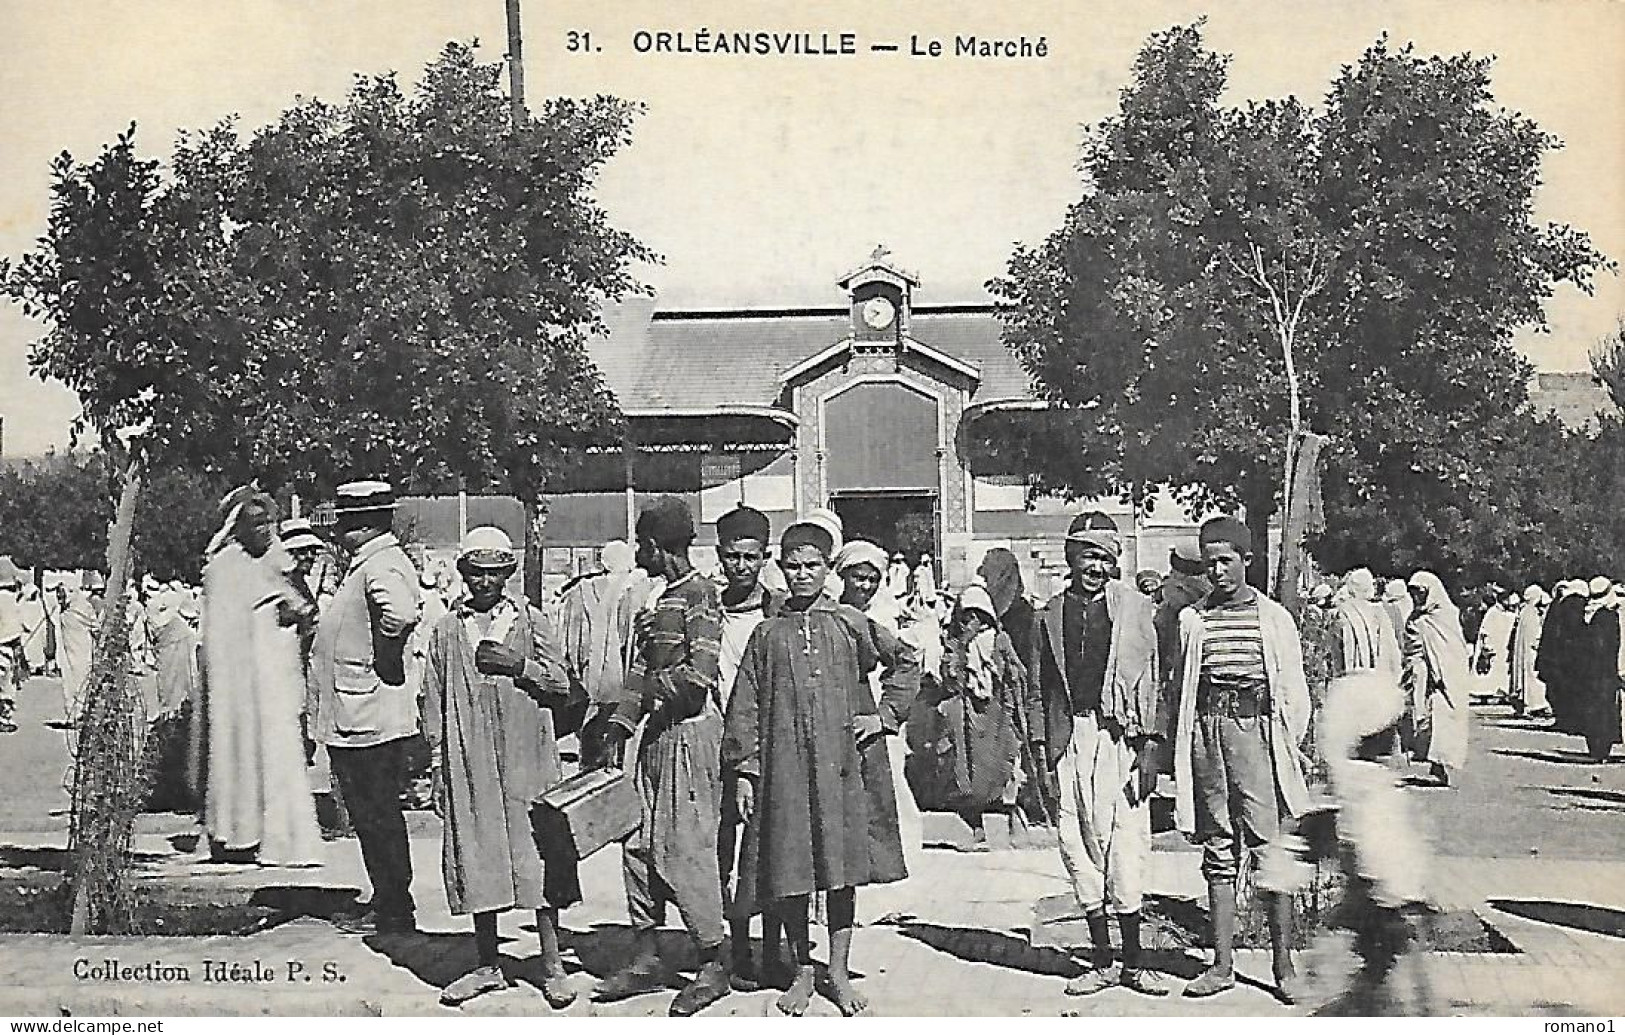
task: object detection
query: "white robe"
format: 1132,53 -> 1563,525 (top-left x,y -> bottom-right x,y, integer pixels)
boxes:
58,591 -> 100,724
201,543 -> 322,865
1472,605 -> 1516,699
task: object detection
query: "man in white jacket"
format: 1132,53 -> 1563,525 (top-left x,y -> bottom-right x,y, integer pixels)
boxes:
1173,517 -> 1311,1004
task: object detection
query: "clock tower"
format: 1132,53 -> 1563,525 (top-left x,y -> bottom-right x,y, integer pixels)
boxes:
840,245 -> 918,347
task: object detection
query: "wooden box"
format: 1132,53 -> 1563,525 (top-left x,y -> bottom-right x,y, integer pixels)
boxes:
536,767 -> 641,860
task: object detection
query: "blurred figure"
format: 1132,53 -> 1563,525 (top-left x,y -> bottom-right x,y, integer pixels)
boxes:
566,539 -> 655,767
912,552 -> 937,602
979,547 -> 1049,828
0,557 -> 23,733
1134,569 -> 1164,600
20,581 -> 48,677
1316,567 -> 1433,1012
1539,580 -> 1590,734
1576,578 -> 1623,762
1471,589 -> 1518,704
887,551 -> 911,599
921,584 -> 1025,851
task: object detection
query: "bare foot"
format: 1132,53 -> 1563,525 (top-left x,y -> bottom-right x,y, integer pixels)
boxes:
822,973 -> 869,1016
775,966 -> 816,1016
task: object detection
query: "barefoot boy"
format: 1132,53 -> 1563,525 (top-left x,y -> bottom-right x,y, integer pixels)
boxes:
723,520 -> 907,1016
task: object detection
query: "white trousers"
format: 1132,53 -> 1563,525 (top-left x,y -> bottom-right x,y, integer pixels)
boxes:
1055,712 -> 1149,915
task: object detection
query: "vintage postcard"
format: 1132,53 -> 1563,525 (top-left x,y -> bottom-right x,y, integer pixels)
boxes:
0,0 -> 1622,1022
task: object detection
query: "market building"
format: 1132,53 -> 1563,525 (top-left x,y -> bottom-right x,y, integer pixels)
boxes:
353,251 -> 1611,599
538,249 -> 1207,597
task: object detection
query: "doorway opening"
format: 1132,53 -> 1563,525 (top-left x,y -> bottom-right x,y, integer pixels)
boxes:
829,491 -> 937,566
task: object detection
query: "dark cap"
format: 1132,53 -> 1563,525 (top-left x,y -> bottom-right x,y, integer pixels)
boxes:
715,505 -> 770,546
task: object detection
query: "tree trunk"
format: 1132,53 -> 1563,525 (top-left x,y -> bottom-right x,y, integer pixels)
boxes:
523,495 -> 545,605
1276,433 -> 1327,618
68,450 -> 145,935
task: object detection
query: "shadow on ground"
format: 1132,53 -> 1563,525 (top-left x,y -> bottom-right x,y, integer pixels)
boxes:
893,918 -> 1207,982
559,924 -> 699,985
1492,748 -> 1605,766
888,890 -> 1213,984
0,845 -> 167,869
247,884 -> 364,922
1544,787 -> 1625,811
1490,899 -> 1625,940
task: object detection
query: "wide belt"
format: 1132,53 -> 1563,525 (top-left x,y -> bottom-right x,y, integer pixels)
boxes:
1196,679 -> 1272,719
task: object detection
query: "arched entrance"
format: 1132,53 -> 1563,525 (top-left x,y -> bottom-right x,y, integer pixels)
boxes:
822,380 -> 940,560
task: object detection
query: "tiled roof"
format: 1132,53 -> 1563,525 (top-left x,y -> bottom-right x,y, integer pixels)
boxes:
586,302 -> 1034,411
585,302 -> 1610,429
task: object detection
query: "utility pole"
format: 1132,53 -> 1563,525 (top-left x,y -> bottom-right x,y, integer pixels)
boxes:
507,0 -> 546,599
506,0 -> 526,129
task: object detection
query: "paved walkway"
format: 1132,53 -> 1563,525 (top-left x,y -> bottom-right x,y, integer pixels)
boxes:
2,674 -> 1623,1017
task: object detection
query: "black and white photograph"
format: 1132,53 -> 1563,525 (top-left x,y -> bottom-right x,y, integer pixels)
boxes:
0,0 -> 1622,1021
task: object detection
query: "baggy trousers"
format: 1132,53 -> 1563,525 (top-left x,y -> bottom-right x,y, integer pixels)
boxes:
624,711 -> 725,948
1054,712 -> 1150,914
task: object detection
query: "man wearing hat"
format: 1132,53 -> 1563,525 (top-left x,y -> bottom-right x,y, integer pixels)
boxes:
1031,512 -> 1169,997
712,505 -> 787,990
1156,544 -> 1211,703
1171,516 -> 1311,1003
278,519 -> 326,669
310,480 -> 423,935
420,527 -> 579,1008
593,496 -> 731,1016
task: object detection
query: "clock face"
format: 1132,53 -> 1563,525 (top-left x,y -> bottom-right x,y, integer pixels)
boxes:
861,296 -> 895,330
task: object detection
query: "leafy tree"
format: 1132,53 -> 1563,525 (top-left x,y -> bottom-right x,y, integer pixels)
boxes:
221,43 -> 644,497
0,452 -> 227,582
1592,318 -> 1625,412
1,41 -> 649,932
989,22 -> 1610,593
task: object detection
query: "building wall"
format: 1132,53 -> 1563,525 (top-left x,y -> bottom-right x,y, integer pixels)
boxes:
791,345 -> 977,583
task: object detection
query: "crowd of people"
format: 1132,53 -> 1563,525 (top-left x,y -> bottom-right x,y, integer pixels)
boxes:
1290,571 -> 1625,769
0,557 -> 202,744
4,476 -> 1623,1017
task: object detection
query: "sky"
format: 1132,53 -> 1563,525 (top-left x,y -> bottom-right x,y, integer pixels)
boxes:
2,0 -> 1621,456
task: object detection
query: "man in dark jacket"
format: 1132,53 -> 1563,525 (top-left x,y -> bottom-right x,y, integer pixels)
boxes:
1031,513 -> 1169,997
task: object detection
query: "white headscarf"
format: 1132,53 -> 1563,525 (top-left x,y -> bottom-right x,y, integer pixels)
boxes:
1342,567 -> 1379,602
205,484 -> 261,559
601,539 -> 635,574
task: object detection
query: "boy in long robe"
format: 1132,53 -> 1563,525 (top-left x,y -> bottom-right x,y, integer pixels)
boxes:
593,496 -> 731,1017
422,527 -> 579,1008
724,521 -> 907,1017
